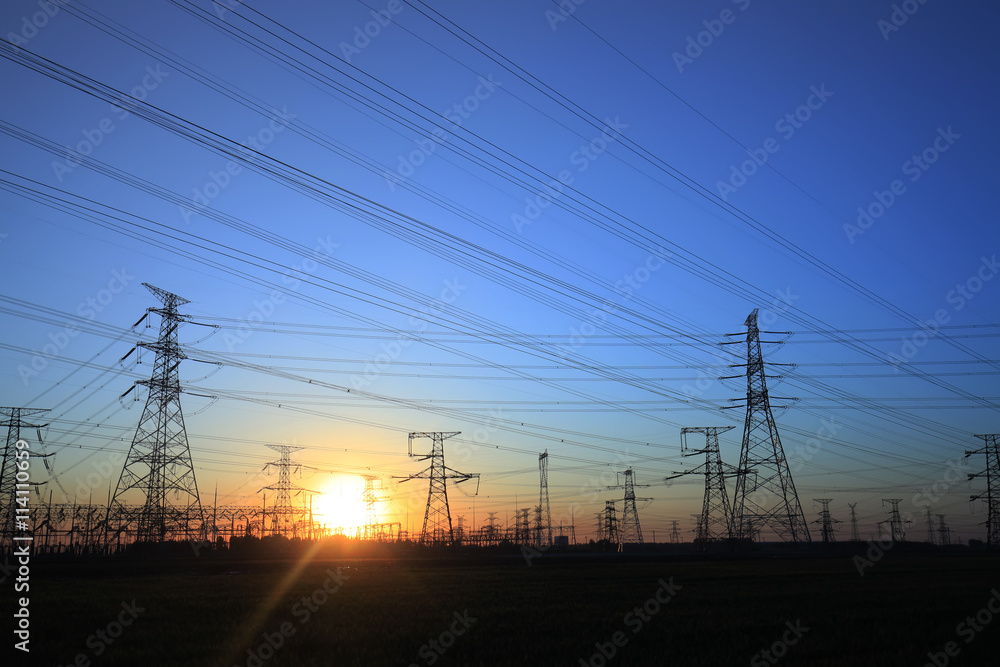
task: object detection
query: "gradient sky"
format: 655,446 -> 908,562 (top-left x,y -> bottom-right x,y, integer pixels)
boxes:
1,0 -> 997,542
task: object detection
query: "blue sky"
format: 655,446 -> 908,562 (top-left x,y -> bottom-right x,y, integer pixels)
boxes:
1,0 -> 997,542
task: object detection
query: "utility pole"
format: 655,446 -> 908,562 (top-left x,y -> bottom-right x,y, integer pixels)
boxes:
966,433 -> 1000,547
0,407 -> 49,550
107,284 -> 206,545
608,468 -> 650,546
394,432 -> 479,545
726,309 -> 810,543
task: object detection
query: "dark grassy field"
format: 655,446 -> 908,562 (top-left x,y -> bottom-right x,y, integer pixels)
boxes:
11,550 -> 1000,666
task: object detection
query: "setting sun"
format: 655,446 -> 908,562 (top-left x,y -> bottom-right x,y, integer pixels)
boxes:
315,474 -> 368,535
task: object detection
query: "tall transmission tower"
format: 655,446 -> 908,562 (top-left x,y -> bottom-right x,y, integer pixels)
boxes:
881,499 -> 908,542
261,445 -> 315,537
601,500 -> 619,547
669,520 -> 681,544
107,284 -> 205,545
924,507 -> 936,545
394,432 -> 479,545
813,499 -> 839,544
0,407 -> 49,549
670,426 -> 736,543
848,503 -> 861,542
536,450 -> 553,548
966,433 -> 1000,547
359,474 -> 383,540
608,468 -> 650,545
727,309 -> 811,543
936,515 -> 951,546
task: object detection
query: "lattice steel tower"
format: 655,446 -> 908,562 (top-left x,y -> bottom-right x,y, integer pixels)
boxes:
609,468 -> 649,545
848,503 -> 861,541
601,500 -> 619,547
107,284 -> 205,544
813,498 -> 839,543
261,445 -> 314,537
881,499 -> 907,542
536,450 -> 553,548
728,309 -> 811,543
0,407 -> 49,549
966,433 -> 1000,547
672,426 -> 736,542
394,432 -> 479,545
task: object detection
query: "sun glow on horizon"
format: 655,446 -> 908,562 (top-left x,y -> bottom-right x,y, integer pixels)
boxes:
314,474 -> 368,535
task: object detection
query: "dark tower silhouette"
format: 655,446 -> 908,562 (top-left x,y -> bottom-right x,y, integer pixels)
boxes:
0,407 -> 48,550
729,309 -> 810,543
609,468 -> 649,545
848,502 -> 861,542
261,445 -> 314,537
672,426 -> 736,543
813,498 -> 839,543
395,432 -> 478,545
966,433 -> 1000,547
107,284 -> 205,545
537,450 -> 553,548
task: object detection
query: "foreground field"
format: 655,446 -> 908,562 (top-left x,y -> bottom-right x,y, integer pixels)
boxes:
17,551 -> 1000,666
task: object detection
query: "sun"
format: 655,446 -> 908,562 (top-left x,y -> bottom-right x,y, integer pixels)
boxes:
315,474 -> 368,535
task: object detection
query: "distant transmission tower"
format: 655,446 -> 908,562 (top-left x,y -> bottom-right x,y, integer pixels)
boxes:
601,501 -> 619,547
609,468 -> 650,545
966,433 -> 1000,547
107,284 -> 205,545
924,507 -> 936,545
936,514 -> 951,546
394,432 -> 479,545
881,499 -> 908,542
813,499 -> 839,544
359,474 -> 382,540
261,445 -> 315,537
0,407 -> 49,549
671,426 -> 736,543
669,520 -> 681,544
536,450 -> 553,548
728,309 -> 811,543
848,503 -> 861,542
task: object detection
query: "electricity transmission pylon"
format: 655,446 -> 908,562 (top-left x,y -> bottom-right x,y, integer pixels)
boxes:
0,407 -> 49,550
669,520 -> 681,544
936,514 -> 951,546
966,433 -> 1000,547
601,500 -> 619,547
881,499 -> 908,542
727,309 -> 811,543
394,432 -> 479,545
107,284 -> 205,545
813,499 -> 839,543
536,450 -> 553,548
261,445 -> 315,537
608,468 -> 650,545
669,426 -> 736,543
924,507 -> 936,545
848,503 -> 861,541
359,474 -> 382,540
